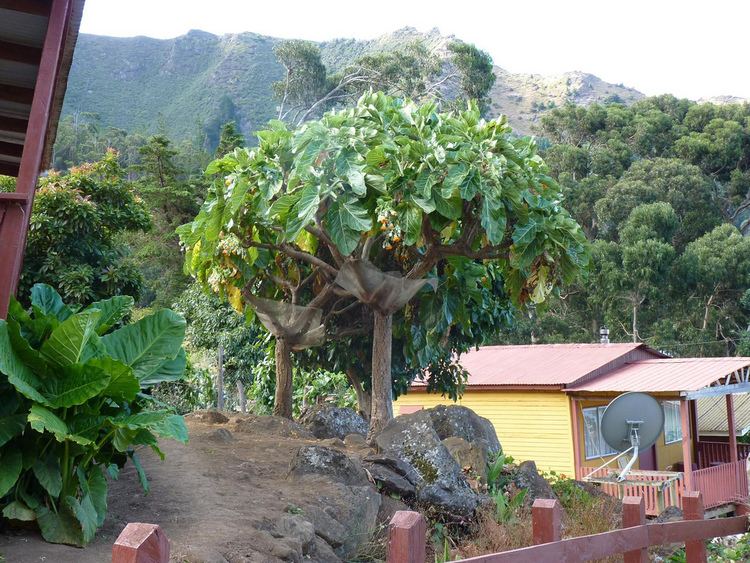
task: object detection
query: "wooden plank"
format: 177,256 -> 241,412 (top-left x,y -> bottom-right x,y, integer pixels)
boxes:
0,161 -> 20,176
0,84 -> 34,105
682,399 -> 694,491
683,492 -> 707,563
0,115 -> 28,134
0,141 -> 23,158
532,498 -> 561,544
0,40 -> 43,66
0,0 -> 51,16
727,395 -> 738,463
0,192 -> 29,202
387,511 -> 426,563
623,496 -> 648,563
112,523 -> 169,563
0,0 -> 73,319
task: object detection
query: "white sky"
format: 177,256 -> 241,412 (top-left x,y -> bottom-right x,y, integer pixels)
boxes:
79,0 -> 750,100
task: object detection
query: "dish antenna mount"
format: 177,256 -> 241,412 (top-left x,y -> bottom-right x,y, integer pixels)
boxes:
585,392 -> 664,482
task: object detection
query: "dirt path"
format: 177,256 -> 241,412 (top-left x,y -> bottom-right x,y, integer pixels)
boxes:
0,415 -> 381,563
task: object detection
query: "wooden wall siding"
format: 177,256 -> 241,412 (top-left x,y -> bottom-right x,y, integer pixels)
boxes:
394,391 -> 575,476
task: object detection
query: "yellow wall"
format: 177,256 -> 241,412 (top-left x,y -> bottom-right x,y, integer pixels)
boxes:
394,390 -> 575,476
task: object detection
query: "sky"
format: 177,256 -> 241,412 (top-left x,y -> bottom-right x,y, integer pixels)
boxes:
79,0 -> 750,101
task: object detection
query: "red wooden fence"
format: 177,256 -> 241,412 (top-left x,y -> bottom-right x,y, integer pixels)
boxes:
112,523 -> 169,563
385,493 -> 748,563
697,441 -> 750,469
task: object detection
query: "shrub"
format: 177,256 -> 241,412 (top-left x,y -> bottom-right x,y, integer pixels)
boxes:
0,284 -> 188,546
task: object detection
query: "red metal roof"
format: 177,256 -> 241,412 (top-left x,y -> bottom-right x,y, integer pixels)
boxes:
414,343 -> 660,388
566,358 -> 750,393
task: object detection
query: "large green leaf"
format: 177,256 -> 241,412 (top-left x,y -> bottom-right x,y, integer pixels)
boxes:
0,321 -> 49,405
0,449 -> 22,496
37,505 -> 83,546
88,357 -> 139,400
0,414 -> 26,447
40,309 -> 101,367
30,284 -> 72,322
87,467 -> 108,527
85,296 -> 134,335
2,500 -> 36,521
140,348 -> 186,387
43,363 -> 111,408
113,411 -> 188,443
325,195 -> 371,256
101,310 -> 186,383
66,494 -> 98,544
285,183 -> 319,239
130,452 -> 150,494
7,317 -> 47,374
401,205 -> 422,246
32,455 -> 62,498
480,196 -> 507,245
27,405 -> 91,445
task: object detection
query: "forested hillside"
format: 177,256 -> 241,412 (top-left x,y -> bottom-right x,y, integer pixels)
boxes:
61,27 -> 643,141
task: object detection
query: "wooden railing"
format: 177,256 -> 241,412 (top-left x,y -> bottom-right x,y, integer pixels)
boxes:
693,459 -> 749,509
386,493 -> 749,563
697,440 -> 750,468
581,466 -> 683,515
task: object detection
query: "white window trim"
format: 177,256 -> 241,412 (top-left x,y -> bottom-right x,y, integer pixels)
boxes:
663,400 -> 683,445
583,405 -> 618,460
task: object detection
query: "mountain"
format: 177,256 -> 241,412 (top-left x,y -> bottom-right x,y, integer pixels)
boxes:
61,27 -> 644,141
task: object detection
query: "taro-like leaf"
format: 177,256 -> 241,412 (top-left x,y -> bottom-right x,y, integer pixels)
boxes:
32,455 -> 62,498
43,363 -> 111,408
0,321 -> 49,405
139,348 -> 186,387
2,500 -> 36,521
101,310 -> 186,383
87,466 -> 108,527
0,449 -> 22,497
40,309 -> 101,368
0,414 -> 26,447
84,295 -> 134,335
30,284 -> 73,322
27,405 -> 91,445
65,494 -> 98,544
113,411 -> 188,443
130,452 -> 150,494
36,505 -> 83,546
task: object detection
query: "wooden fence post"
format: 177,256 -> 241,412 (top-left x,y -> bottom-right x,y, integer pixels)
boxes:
112,523 -> 169,563
387,510 -> 426,563
622,496 -> 648,563
683,491 -> 707,563
532,498 -> 561,544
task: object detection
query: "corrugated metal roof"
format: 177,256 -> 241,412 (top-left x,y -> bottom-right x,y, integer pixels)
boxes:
566,358 -> 750,393
698,394 -> 750,435
414,343 -> 657,388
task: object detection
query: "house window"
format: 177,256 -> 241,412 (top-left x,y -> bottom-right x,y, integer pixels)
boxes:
663,401 -> 682,444
583,406 -> 618,459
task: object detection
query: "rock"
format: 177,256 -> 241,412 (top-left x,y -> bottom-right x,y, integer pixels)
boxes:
372,409 -> 479,517
512,461 -> 556,505
654,505 -> 683,523
235,415 -> 314,439
207,428 -> 234,443
300,406 -> 368,440
319,437 -> 345,449
275,514 -> 315,553
377,495 -> 409,526
363,453 -> 419,498
442,436 -> 488,485
288,445 -> 370,487
188,410 -> 229,424
428,405 -> 501,454
312,536 -> 342,562
344,433 -> 367,448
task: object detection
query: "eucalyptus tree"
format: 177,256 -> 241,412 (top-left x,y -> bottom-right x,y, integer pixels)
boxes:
180,93 -> 587,432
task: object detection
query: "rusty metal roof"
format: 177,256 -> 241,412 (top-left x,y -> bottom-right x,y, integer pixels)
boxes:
566,357 -> 750,393
412,343 -> 663,389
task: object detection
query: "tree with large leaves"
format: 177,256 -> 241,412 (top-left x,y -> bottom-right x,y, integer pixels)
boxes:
180,92 -> 588,433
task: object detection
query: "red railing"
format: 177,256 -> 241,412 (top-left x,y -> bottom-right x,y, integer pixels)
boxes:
581,466 -> 683,515
697,441 -> 750,468
693,459 -> 749,509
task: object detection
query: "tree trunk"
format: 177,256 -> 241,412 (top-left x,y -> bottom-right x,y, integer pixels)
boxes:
217,343 -> 224,410
236,380 -> 246,413
346,367 -> 372,420
369,311 -> 393,438
632,304 -> 638,343
273,338 -> 293,419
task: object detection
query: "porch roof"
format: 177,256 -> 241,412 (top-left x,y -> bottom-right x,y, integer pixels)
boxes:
566,357 -> 750,397
698,393 -> 750,435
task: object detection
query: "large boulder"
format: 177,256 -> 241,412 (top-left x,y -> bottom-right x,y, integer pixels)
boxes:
235,415 -> 314,439
372,409 -> 479,517
442,436 -> 488,486
427,405 -> 501,455
362,453 -> 420,498
288,445 -> 369,487
512,461 -> 556,505
299,405 -> 368,440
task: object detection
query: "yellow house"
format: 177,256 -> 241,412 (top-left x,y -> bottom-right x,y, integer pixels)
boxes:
394,343 -> 750,514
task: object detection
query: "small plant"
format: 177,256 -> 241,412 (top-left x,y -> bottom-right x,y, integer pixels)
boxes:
491,488 -> 527,524
0,285 -> 188,546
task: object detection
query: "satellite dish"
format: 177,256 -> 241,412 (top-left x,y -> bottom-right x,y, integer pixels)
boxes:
586,392 -> 665,482
601,392 -> 664,453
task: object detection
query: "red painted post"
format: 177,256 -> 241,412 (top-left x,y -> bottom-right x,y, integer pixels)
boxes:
387,511 -> 426,563
532,498 -> 561,544
681,399 -> 694,491
683,492 -> 707,563
622,496 -> 648,563
727,394 -> 739,464
112,523 -> 169,563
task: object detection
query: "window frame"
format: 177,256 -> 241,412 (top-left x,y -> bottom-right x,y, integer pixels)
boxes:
583,405 -> 619,460
663,400 -> 683,445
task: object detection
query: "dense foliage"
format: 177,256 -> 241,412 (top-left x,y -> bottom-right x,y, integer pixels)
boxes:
0,285 -> 187,546
516,96 -> 750,355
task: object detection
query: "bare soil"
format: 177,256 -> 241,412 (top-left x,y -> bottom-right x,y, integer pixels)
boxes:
0,414 -> 377,563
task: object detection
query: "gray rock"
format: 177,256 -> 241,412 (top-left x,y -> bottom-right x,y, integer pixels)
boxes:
377,494 -> 410,526
512,460 -> 556,505
300,406 -> 368,440
654,505 -> 683,523
319,437 -> 345,448
442,436 -> 488,485
363,453 -> 419,498
235,415 -> 314,439
207,428 -> 234,443
344,433 -> 367,447
428,405 -> 501,454
188,410 -> 229,424
311,536 -> 342,562
288,445 -> 370,487
275,514 -> 316,553
373,410 -> 479,517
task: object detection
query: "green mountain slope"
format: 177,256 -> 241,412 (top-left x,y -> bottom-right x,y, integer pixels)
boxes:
62,27 -> 645,140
